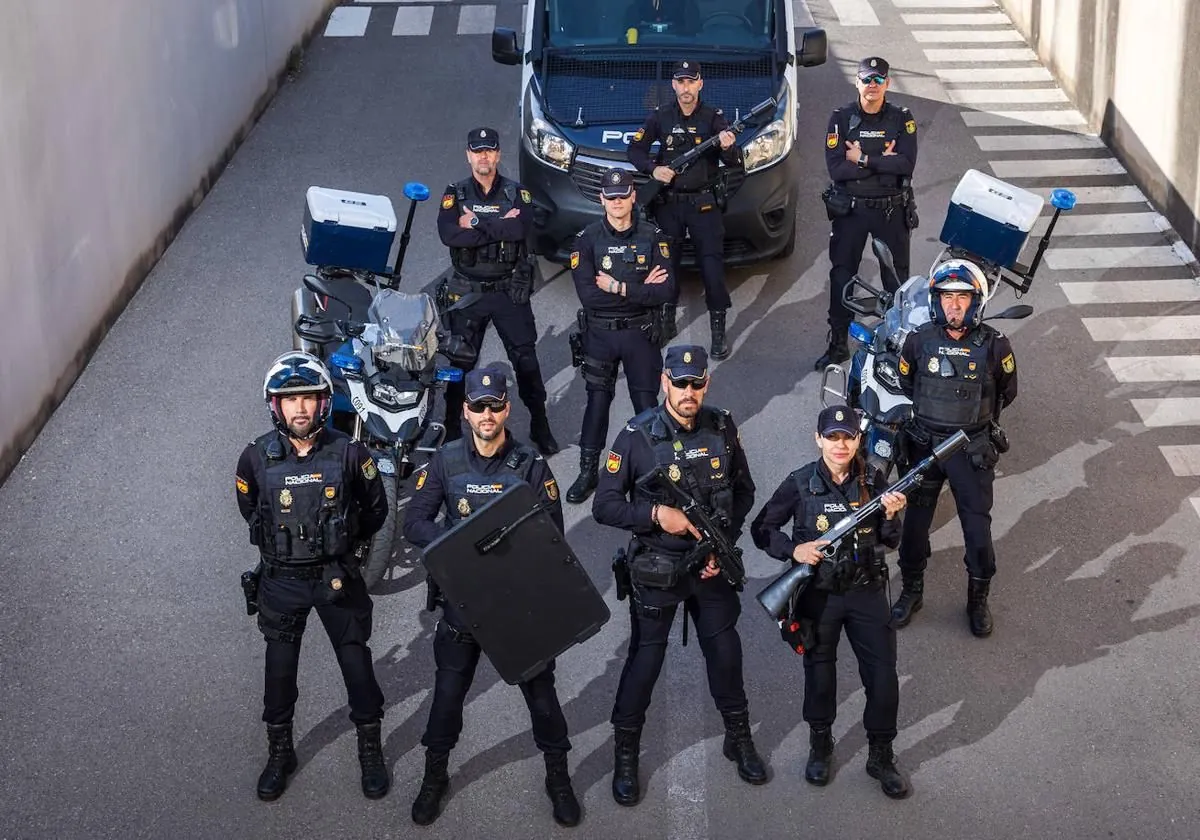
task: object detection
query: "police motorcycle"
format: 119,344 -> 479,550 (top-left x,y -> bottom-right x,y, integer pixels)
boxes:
291,182 -> 477,589
821,170 -> 1077,479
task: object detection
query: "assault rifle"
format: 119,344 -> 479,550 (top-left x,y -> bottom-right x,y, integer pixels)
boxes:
636,467 -> 747,591
637,96 -> 778,208
756,429 -> 969,619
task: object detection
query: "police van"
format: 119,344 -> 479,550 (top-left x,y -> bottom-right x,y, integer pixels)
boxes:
491,0 -> 826,265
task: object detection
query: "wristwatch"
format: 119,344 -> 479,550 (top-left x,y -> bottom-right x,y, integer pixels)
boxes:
469,215 -> 479,228
857,154 -> 869,169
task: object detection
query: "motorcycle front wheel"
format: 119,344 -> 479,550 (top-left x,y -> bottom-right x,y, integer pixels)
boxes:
361,472 -> 398,591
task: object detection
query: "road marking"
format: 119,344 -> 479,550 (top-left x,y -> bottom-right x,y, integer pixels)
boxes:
355,0 -> 450,3
901,11 -> 1009,23
793,0 -> 816,27
1167,447 -> 1200,476
393,5 -> 434,34
974,134 -> 1104,151
1046,247 -> 1184,270
950,87 -> 1069,104
1083,315 -> 1200,342
961,109 -> 1088,128
1060,185 -> 1147,204
1105,355 -> 1200,382
989,158 -> 1126,178
893,0 -> 996,6
1063,280 -> 1200,305
1037,213 -> 1162,237
324,6 -> 372,36
1130,398 -> 1200,428
457,5 -> 496,34
829,0 -> 881,25
925,47 -> 1037,61
938,67 -> 1053,83
912,29 -> 1024,41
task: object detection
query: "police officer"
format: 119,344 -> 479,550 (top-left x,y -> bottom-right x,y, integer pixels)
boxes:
235,351 -> 390,802
438,127 -> 559,456
628,60 -> 741,361
593,345 -> 766,805
565,168 -> 675,505
816,56 -> 919,369
891,259 -> 1018,637
750,405 -> 910,799
401,367 -> 579,827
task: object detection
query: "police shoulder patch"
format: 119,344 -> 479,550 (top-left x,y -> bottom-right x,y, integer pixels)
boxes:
898,356 -> 910,376
1001,353 -> 1016,374
441,194 -> 455,209
905,119 -> 917,135
236,476 -> 249,495
826,132 -> 838,149
633,128 -> 644,141
520,188 -> 532,203
570,251 -> 580,269
415,469 -> 427,490
544,479 -> 559,501
659,242 -> 670,258
362,458 -> 378,480
606,451 -> 623,473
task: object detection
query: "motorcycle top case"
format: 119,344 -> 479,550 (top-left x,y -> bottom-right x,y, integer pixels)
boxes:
938,169 -> 1045,270
302,187 -> 397,274
422,482 -> 611,684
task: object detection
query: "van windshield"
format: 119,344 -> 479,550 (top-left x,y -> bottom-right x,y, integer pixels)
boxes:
548,0 -> 774,48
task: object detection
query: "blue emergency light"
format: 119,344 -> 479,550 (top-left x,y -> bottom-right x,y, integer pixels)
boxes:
435,367 -> 464,382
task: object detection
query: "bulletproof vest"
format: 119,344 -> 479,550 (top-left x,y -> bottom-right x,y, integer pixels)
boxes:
836,101 -> 908,197
449,176 -> 527,280
636,405 -> 734,518
439,438 -> 538,527
588,219 -> 660,316
256,432 -> 353,564
789,464 -> 880,566
659,102 -> 720,191
911,325 -> 997,433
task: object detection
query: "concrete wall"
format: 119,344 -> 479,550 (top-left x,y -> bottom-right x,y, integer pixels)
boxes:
998,0 -> 1200,259
0,0 -> 335,481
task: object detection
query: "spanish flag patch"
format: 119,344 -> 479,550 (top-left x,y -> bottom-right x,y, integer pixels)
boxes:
570,251 -> 580,269
898,356 -> 910,376
441,194 -> 455,210
606,451 -> 622,473
827,132 -> 838,149
1001,353 -> 1015,374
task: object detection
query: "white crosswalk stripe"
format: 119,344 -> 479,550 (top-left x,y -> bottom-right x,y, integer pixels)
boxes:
793,0 -> 816,27
960,109 -> 1088,128
1106,356 -> 1200,382
457,5 -> 495,34
393,6 -> 434,35
1036,213 -> 1162,237
912,29 -> 1024,41
938,67 -> 1054,83
1083,316 -> 1200,342
892,0 -> 997,6
925,47 -> 1037,61
1062,280 -> 1200,305
950,87 -> 1069,104
324,6 -> 372,36
1046,247 -> 1185,271
989,158 -> 1126,178
829,0 -> 881,26
901,12 -> 1010,23
1060,185 -> 1148,204
1130,399 -> 1200,428
1159,446 -> 1200,477
322,3 -> 508,37
974,134 -> 1104,151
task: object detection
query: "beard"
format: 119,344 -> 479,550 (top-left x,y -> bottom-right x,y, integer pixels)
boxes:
287,416 -> 314,438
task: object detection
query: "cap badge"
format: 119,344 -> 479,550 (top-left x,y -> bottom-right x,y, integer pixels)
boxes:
835,410 -> 844,421
683,351 -> 693,363
611,171 -> 621,183
870,59 -> 878,67
482,375 -> 491,386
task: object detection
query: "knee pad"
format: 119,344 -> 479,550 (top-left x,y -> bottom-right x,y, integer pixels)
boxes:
581,356 -> 618,391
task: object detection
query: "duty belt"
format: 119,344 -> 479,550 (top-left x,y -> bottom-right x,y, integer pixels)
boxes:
262,561 -> 331,580
454,272 -> 512,293
661,188 -> 714,203
857,193 -> 907,209
588,311 -> 655,330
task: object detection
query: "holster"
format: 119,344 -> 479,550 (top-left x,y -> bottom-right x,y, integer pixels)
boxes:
989,420 -> 1010,454
903,187 -> 920,230
425,574 -> 445,612
712,176 -> 729,212
612,546 -> 633,601
568,330 -> 585,368
968,432 -> 1000,471
779,615 -> 816,656
241,567 -> 261,616
656,302 -> 678,345
821,185 -> 854,220
508,257 -> 534,305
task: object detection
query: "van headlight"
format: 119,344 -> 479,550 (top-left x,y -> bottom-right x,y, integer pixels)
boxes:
524,88 -> 574,171
742,84 -> 793,173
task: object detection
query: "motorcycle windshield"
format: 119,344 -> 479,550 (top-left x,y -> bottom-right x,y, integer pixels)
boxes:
885,277 -> 931,351
364,290 -> 441,371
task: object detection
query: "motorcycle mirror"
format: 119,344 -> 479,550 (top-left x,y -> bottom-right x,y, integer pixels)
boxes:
302,273 -> 352,314
819,364 -> 849,408
987,303 -> 1034,320
403,182 -> 430,202
871,237 -> 900,290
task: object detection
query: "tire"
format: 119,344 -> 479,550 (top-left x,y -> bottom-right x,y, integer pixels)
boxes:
360,473 -> 398,591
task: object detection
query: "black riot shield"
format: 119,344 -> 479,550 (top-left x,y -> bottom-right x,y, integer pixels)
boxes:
422,482 -> 611,684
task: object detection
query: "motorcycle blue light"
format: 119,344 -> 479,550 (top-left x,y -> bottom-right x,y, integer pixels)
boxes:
848,322 -> 875,345
330,352 -> 363,373
404,182 -> 431,202
435,367 -> 464,382
1050,188 -> 1076,211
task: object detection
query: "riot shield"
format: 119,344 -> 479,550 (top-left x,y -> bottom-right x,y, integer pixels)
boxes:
422,482 -> 611,684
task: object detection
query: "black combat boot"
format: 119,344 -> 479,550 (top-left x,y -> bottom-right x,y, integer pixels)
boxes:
256,723 -> 298,802
355,722 -> 389,800
804,727 -> 834,786
721,711 -> 768,785
611,726 -> 642,806
813,330 -> 850,370
566,448 -> 601,504
890,573 -> 924,628
967,577 -> 994,637
529,409 -> 561,456
410,750 -> 450,825
866,739 -> 911,799
544,752 -> 582,827
709,309 -> 730,360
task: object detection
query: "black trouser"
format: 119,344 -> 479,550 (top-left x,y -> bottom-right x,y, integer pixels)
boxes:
443,283 -> 547,429
579,322 -> 662,450
898,446 -> 996,579
257,573 -> 384,726
654,198 -> 731,312
797,582 -> 898,741
828,200 -> 910,334
611,572 -> 746,729
421,619 -> 571,755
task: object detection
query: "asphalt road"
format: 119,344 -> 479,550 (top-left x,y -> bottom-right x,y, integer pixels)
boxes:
2,0 -> 1199,838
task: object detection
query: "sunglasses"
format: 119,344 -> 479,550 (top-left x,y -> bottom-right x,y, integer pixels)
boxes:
667,376 -> 709,391
466,399 -> 508,414
859,74 -> 887,85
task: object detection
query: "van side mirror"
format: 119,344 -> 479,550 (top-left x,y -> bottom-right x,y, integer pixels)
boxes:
492,27 -> 521,65
798,28 -> 827,67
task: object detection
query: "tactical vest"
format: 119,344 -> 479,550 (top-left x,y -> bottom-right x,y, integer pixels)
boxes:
911,325 -> 997,433
256,432 -> 353,564
789,463 -> 883,591
588,219 -> 660,317
834,101 -> 909,197
658,103 -> 720,192
439,438 -> 538,526
449,177 -> 527,280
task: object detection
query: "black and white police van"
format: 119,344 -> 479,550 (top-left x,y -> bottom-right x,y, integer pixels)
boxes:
491,0 -> 826,266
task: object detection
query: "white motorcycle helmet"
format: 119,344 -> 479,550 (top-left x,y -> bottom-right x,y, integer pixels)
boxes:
262,351 -> 333,439
927,258 -> 989,328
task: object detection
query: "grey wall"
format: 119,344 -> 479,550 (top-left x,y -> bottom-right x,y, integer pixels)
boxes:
998,0 -> 1200,257
0,0 -> 335,481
